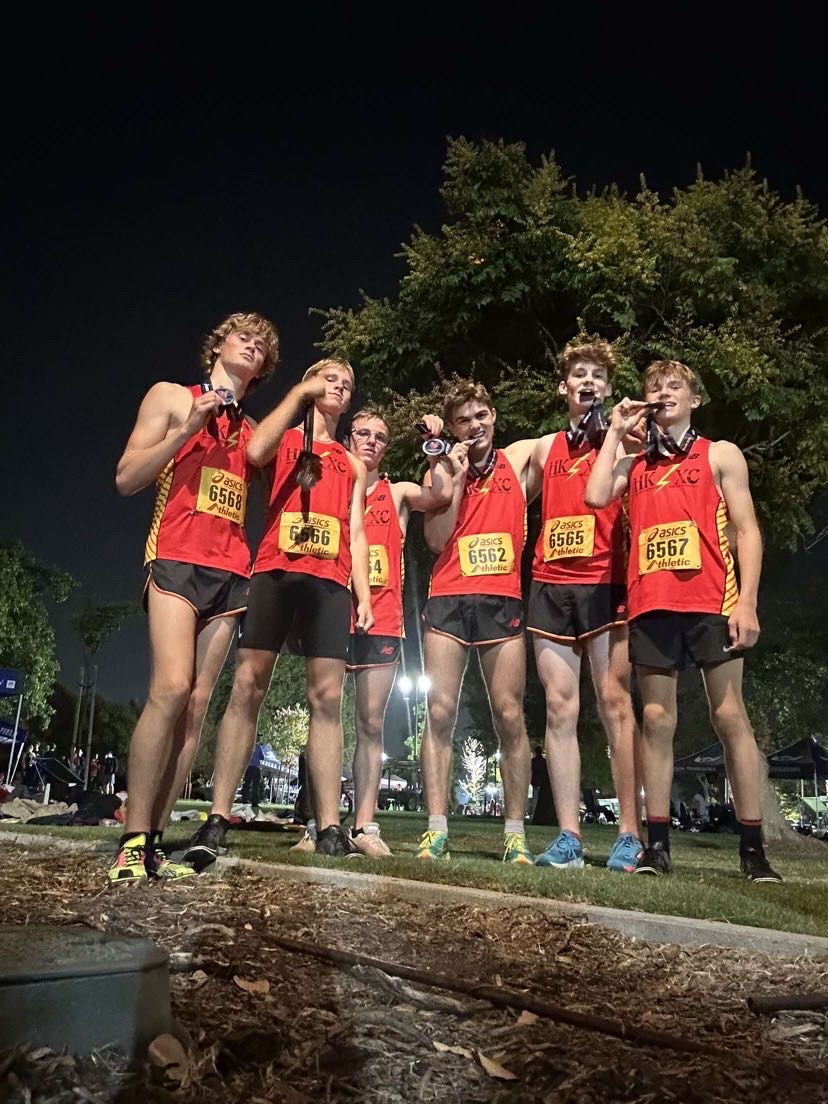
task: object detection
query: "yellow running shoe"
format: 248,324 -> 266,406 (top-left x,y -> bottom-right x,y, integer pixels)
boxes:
503,832 -> 534,864
148,844 -> 197,880
414,830 -> 450,860
108,834 -> 149,884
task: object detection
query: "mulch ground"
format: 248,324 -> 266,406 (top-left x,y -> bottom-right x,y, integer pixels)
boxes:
0,843 -> 826,1104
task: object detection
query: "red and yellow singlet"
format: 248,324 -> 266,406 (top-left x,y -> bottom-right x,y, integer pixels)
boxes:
357,479 -> 404,637
532,433 -> 625,586
144,385 -> 254,576
626,437 -> 738,619
254,427 -> 354,588
430,452 -> 526,599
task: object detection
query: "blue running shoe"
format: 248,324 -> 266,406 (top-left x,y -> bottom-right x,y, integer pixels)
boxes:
535,830 -> 584,868
607,833 -> 644,873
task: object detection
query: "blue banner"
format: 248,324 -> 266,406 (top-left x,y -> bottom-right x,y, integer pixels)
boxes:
0,669 -> 24,697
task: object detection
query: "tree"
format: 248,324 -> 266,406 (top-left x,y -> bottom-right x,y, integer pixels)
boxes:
321,138 -> 828,543
70,600 -> 137,669
0,541 -> 76,727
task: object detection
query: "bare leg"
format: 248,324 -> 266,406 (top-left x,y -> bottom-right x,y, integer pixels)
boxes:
305,657 -> 347,830
479,637 -> 531,822
586,627 -> 640,836
125,591 -> 198,834
150,614 -> 238,831
210,647 -> 278,818
352,663 -> 399,829
421,633 -> 469,817
636,666 -> 679,820
533,636 -> 582,835
702,659 -> 763,821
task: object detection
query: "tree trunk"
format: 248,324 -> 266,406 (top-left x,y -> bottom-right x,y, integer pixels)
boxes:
760,761 -> 820,854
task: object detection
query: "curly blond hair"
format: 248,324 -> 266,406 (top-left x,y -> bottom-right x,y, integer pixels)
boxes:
201,312 -> 280,382
558,339 -> 617,382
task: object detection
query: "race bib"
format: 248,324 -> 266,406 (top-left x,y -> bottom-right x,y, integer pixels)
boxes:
638,521 -> 701,575
542,514 -> 595,561
369,545 -> 390,588
458,533 -> 515,576
278,512 -> 341,559
196,467 -> 247,525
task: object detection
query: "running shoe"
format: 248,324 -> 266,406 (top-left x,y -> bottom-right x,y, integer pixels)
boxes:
290,829 -> 317,853
352,822 -> 393,858
181,813 -> 230,872
607,833 -> 644,873
414,830 -> 450,860
147,843 -> 197,881
315,824 -> 360,857
502,832 -> 534,864
108,833 -> 149,885
633,841 -> 672,876
535,830 -> 584,868
740,846 -> 783,883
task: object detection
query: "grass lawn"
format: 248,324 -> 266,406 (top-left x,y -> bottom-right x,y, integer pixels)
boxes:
3,810 -> 827,938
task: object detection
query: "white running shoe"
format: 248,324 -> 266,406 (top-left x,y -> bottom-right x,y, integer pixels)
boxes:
290,829 -> 317,853
352,822 -> 393,858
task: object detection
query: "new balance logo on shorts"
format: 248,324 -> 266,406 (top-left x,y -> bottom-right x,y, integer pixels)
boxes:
510,617 -> 522,628
381,645 -> 395,655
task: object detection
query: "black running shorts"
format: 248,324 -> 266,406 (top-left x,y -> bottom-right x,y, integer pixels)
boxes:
424,594 -> 524,647
527,581 -> 627,644
143,559 -> 248,622
240,570 -> 351,661
347,634 -> 402,671
628,611 -> 740,671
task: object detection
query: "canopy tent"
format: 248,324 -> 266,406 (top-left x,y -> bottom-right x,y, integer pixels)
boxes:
766,736 -> 828,780
248,743 -> 282,773
379,773 -> 408,792
673,742 -> 726,774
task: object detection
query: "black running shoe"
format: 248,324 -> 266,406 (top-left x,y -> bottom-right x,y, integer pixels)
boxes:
315,824 -> 360,858
181,814 -> 230,872
633,842 -> 673,876
740,846 -> 783,883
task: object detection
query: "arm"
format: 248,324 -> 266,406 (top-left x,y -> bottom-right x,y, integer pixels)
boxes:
527,435 -> 553,505
503,437 -> 539,499
115,382 -> 221,496
584,398 -> 649,507
348,455 -> 374,633
246,377 -> 326,468
714,441 -> 762,649
423,441 -> 470,553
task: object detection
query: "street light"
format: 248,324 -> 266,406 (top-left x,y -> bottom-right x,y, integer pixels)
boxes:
417,675 -> 431,694
397,675 -> 413,698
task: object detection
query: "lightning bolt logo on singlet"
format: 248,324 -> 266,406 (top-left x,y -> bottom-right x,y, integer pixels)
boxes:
655,463 -> 681,493
226,429 -> 240,448
566,455 -> 588,480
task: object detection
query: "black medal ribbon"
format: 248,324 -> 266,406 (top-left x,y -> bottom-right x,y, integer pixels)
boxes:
566,401 -> 608,450
644,416 -> 698,465
467,446 -> 497,481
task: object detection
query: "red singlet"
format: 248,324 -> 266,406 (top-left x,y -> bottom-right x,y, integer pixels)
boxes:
144,385 -> 254,576
430,452 -> 526,599
532,432 -> 625,585
254,427 -> 354,587
626,437 -> 738,619
356,478 -> 404,637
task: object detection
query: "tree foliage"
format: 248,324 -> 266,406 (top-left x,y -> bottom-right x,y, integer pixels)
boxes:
322,138 -> 828,543
70,600 -> 138,667
0,542 -> 76,727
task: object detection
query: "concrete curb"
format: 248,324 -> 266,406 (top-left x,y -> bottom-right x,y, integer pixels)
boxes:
3,831 -> 826,958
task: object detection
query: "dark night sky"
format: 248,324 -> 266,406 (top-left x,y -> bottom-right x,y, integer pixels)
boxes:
6,10 -> 826,705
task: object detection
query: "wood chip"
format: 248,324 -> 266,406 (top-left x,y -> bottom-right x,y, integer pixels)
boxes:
517,1010 -> 539,1026
433,1040 -> 475,1060
233,975 -> 270,995
147,1033 -> 188,1085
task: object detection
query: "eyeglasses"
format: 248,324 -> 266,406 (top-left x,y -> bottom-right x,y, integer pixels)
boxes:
351,428 -> 389,445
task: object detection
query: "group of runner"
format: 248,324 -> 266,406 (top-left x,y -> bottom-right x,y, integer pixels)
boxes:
109,311 -> 781,885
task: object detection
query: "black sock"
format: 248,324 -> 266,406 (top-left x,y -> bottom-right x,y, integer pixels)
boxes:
739,821 -> 763,852
147,830 -> 163,852
119,831 -> 148,849
647,818 -> 671,852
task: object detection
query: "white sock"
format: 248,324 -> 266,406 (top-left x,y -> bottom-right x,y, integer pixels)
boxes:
504,819 -> 524,836
306,819 -> 317,840
428,815 -> 448,834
